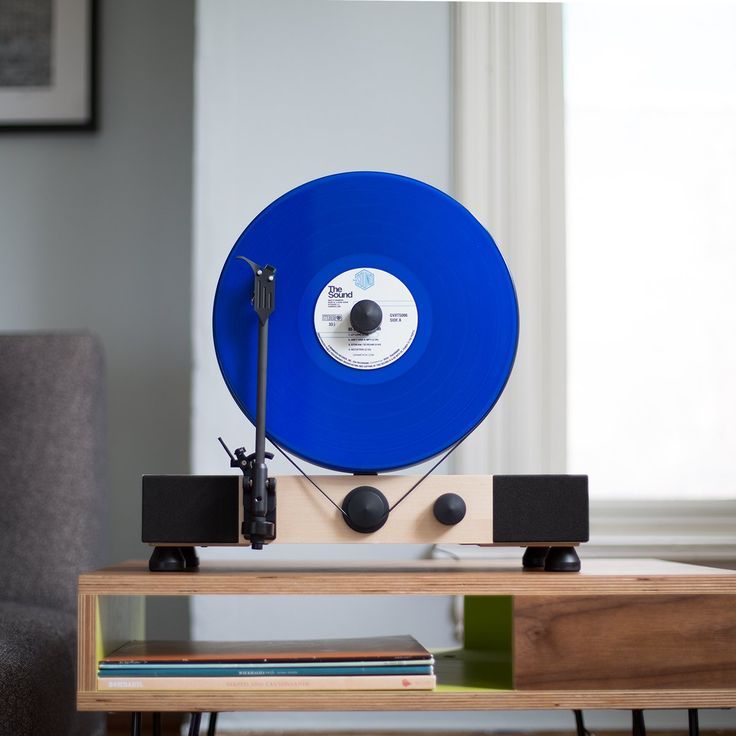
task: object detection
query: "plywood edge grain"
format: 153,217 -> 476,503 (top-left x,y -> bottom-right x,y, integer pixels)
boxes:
77,688 -> 736,712
78,558 -> 736,596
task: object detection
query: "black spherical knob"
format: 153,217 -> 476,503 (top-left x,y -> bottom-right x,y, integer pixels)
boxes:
341,486 -> 389,533
350,300 -> 383,335
433,493 -> 467,525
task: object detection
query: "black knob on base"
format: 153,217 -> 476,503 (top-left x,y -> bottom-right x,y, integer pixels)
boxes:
350,300 -> 383,335
341,486 -> 389,533
433,493 -> 467,525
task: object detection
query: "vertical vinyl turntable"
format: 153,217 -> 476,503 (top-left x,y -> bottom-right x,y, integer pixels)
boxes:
142,172 -> 588,572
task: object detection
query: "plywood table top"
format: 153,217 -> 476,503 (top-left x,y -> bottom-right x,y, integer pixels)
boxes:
79,558 -> 736,596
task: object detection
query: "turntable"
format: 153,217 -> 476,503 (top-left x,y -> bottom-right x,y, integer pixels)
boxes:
142,172 -> 588,572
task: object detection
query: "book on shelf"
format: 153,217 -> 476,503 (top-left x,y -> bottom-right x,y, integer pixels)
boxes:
101,634 -> 433,665
98,664 -> 433,677
97,673 -> 436,691
98,634 -> 435,691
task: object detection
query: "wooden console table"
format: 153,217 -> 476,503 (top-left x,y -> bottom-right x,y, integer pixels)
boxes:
78,558 -> 736,717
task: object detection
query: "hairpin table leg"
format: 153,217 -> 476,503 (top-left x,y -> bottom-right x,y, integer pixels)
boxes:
688,709 -> 700,736
207,712 -> 219,735
188,712 -> 202,736
573,709 -> 591,736
632,709 -> 647,736
131,712 -> 141,736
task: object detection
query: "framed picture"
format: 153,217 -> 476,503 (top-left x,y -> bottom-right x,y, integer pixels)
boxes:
0,0 -> 96,130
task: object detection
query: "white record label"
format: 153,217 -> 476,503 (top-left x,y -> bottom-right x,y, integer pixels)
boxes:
314,268 -> 418,370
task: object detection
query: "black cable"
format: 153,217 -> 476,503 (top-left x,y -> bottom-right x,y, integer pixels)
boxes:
272,428 -> 469,521
207,712 -> 218,736
387,435 -> 466,512
272,441 -> 349,518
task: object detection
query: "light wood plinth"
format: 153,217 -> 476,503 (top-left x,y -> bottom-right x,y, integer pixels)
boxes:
78,558 -> 736,712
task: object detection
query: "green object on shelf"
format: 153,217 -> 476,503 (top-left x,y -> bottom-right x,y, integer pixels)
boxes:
464,595 -> 513,654
432,595 -> 514,691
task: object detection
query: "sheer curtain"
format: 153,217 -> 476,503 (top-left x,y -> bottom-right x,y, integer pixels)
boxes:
452,2 -> 567,477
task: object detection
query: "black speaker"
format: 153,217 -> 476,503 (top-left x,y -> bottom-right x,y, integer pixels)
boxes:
493,475 -> 589,543
142,475 -> 240,544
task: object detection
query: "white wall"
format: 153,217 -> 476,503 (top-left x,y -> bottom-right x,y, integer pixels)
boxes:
191,0 -> 455,546
192,0 -> 454,481
191,0 -> 461,730
0,0 -> 194,638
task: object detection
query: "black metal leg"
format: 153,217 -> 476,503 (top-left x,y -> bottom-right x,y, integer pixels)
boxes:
131,712 -> 142,736
632,709 -> 646,736
188,712 -> 203,736
207,712 -> 219,736
153,712 -> 162,736
573,709 -> 590,736
688,709 -> 700,736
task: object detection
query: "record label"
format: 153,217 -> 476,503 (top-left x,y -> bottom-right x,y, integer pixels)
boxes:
313,267 -> 418,370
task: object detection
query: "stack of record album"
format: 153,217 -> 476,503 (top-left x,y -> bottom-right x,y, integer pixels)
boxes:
97,635 -> 435,691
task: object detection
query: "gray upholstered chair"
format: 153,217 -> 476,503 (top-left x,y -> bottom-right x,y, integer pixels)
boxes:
0,333 -> 106,736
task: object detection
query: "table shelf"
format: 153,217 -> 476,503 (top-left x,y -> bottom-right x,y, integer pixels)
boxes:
77,558 -> 736,713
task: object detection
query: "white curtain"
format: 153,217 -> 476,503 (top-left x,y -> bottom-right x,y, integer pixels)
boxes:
452,3 -> 567,476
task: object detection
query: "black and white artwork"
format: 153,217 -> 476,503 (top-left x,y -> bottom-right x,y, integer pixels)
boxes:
0,0 -> 94,129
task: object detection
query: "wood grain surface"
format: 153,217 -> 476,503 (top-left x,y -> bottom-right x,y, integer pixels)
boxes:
275,474 -> 494,544
79,558 -> 736,596
78,687 -> 736,712
77,559 -> 736,712
514,595 -> 736,690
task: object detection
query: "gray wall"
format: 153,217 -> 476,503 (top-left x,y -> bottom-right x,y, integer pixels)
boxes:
0,0 -> 193,637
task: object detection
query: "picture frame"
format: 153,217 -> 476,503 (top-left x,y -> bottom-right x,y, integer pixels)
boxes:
0,0 -> 97,131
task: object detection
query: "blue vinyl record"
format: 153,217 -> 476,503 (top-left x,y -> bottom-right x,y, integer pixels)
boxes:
213,172 -> 519,473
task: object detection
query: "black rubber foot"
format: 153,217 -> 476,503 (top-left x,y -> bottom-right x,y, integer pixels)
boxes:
522,546 -> 549,569
181,546 -> 200,569
149,546 -> 186,572
544,546 -> 581,572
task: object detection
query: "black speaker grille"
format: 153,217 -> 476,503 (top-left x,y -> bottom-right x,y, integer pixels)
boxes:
142,475 -> 240,544
493,475 -> 589,543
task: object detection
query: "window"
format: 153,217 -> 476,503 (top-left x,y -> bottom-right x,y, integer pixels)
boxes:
564,4 -> 736,500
